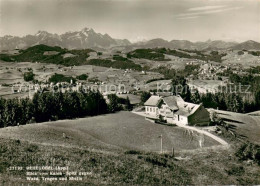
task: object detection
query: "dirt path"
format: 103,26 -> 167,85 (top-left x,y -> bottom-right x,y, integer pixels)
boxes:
175,124 -> 228,146
132,111 -> 229,146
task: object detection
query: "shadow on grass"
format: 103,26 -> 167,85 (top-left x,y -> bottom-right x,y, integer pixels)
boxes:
154,121 -> 177,127
222,118 -> 245,124
217,112 -> 231,116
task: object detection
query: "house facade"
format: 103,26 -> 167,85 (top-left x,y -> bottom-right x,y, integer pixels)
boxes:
144,95 -> 210,126
144,95 -> 161,118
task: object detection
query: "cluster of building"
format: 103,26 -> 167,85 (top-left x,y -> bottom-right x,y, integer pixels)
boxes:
11,80 -> 132,99
144,94 -> 210,126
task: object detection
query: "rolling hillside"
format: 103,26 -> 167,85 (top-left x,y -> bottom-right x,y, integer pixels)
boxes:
214,109 -> 260,144
0,112 -> 219,152
231,40 -> 260,50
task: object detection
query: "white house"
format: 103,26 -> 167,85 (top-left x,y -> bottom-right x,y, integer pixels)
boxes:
144,95 -> 161,118
144,95 -> 210,126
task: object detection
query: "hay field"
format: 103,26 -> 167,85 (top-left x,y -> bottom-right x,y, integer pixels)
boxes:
0,112 -> 219,152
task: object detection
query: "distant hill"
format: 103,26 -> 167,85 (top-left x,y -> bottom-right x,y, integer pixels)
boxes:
133,39 -> 238,50
169,40 -> 196,50
1,27 -> 259,51
135,38 -> 173,48
0,44 -> 94,66
0,28 -> 131,50
0,44 -> 143,70
231,40 -> 260,50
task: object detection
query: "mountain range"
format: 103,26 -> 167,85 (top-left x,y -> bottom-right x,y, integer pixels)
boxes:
0,28 -> 130,51
1,27 -> 260,51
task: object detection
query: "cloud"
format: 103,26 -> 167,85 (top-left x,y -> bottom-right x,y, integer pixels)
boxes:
176,6 -> 243,19
188,5 -> 227,11
177,16 -> 201,20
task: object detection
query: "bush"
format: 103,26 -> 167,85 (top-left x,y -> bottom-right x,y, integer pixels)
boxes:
124,150 -> 142,155
145,156 -> 169,167
26,144 -> 39,153
238,51 -> 244,55
226,165 -> 245,176
23,71 -> 35,81
236,142 -> 260,165
49,73 -> 76,84
76,74 -> 88,80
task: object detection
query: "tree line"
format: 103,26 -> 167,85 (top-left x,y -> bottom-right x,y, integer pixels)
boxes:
142,74 -> 260,113
0,90 -> 131,128
170,75 -> 260,113
190,91 -> 260,113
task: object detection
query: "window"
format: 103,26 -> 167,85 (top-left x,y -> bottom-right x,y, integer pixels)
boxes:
150,108 -> 152,112
153,108 -> 155,112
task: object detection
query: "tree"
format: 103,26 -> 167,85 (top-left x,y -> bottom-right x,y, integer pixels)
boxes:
0,98 -> 6,127
191,90 -> 201,104
125,96 -> 133,111
0,90 -> 109,128
171,76 -> 191,102
141,91 -> 151,104
20,98 -> 33,124
107,94 -> 122,113
255,91 -> 260,110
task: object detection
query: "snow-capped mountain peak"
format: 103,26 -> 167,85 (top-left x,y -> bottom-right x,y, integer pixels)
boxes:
0,27 -> 131,50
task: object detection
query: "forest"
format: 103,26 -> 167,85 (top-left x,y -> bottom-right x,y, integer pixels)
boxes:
0,90 -> 131,128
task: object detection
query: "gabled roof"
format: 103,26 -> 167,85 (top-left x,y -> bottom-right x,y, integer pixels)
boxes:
182,102 -> 200,115
162,95 -> 201,117
144,95 -> 161,106
162,96 -> 179,110
162,95 -> 184,110
177,103 -> 201,117
145,95 -> 202,117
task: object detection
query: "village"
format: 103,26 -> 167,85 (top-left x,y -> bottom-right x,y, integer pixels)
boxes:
1,0 -> 260,184
0,39 -> 260,186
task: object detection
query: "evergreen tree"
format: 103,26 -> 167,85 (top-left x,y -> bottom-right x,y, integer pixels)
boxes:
125,96 -> 133,111
107,94 -> 122,113
140,91 -> 151,104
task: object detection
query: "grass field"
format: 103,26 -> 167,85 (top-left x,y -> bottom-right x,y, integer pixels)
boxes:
222,51 -> 260,68
214,109 -> 260,144
0,112 -> 259,185
0,135 -> 259,185
0,112 -> 219,152
0,61 -> 163,99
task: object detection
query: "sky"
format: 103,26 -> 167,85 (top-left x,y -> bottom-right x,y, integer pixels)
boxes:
0,0 -> 259,42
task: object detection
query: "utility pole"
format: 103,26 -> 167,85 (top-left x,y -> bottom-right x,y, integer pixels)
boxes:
159,134 -> 163,153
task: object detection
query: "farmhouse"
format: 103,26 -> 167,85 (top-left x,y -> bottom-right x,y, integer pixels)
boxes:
144,95 -> 210,126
